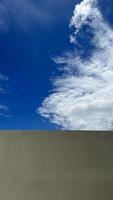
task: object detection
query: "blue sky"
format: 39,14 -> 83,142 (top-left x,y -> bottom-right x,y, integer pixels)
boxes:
0,0 -> 113,130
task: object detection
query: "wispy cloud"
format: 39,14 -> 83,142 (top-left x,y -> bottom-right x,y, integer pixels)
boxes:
0,0 -> 52,31
38,0 -> 113,130
0,73 -> 10,117
0,104 -> 9,117
0,73 -> 9,81
0,0 -> 71,31
0,0 -> 76,31
0,4 -> 8,32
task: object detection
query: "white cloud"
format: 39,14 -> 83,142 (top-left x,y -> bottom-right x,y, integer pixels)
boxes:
0,104 -> 9,117
0,73 -> 9,81
0,0 -> 52,31
0,73 -> 10,117
0,0 -> 76,31
38,0 -> 113,130
0,4 -> 8,32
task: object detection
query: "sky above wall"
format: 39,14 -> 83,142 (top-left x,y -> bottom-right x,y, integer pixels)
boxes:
0,0 -> 113,130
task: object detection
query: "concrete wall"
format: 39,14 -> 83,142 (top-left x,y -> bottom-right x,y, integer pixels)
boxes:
0,131 -> 113,200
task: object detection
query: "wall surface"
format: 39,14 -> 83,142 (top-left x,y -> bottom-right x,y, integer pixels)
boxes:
0,131 -> 113,200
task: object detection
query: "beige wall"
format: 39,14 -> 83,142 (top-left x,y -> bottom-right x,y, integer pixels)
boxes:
0,131 -> 113,200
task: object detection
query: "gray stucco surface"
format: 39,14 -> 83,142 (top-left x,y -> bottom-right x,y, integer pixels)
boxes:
0,131 -> 113,200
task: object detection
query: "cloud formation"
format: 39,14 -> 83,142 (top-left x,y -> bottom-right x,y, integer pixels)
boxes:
0,0 -> 52,31
0,4 -> 8,32
38,0 -> 113,130
0,0 -> 74,31
0,73 -> 10,117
